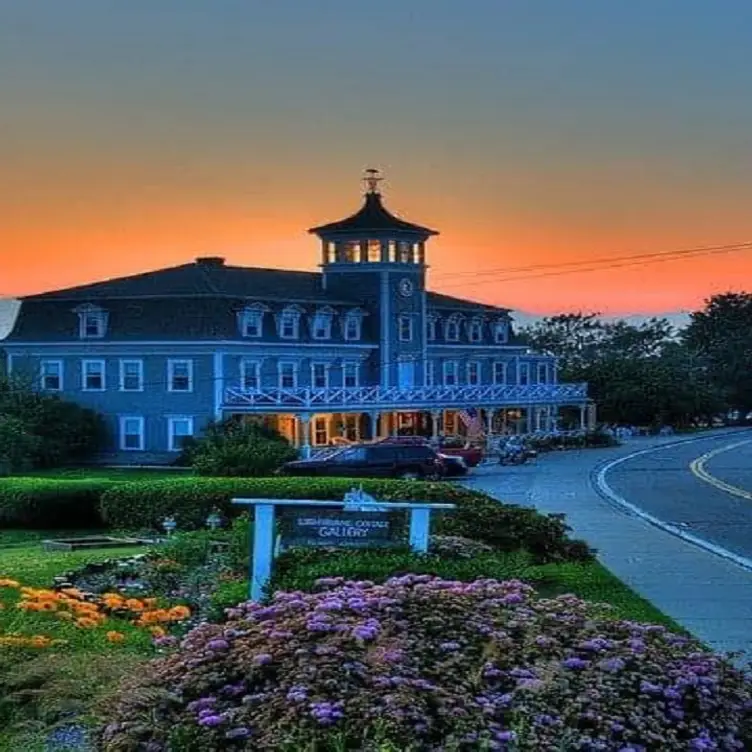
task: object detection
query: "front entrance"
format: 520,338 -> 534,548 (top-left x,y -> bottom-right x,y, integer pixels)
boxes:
398,360 -> 416,389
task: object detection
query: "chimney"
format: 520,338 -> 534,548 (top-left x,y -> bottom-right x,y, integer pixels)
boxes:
195,256 -> 225,267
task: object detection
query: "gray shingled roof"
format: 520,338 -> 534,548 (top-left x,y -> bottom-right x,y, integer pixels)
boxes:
308,192 -> 438,237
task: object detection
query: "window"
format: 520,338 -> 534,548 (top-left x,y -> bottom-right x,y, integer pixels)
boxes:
167,417 -> 194,452
119,416 -> 145,451
427,317 -> 438,341
412,242 -> 422,263
278,361 -> 297,389
398,241 -> 411,263
367,239 -> 381,262
82,360 -> 105,391
167,359 -> 193,392
443,361 -> 459,386
76,306 -> 108,339
343,241 -> 361,263
119,360 -> 143,391
311,309 -> 334,340
313,417 -> 329,446
343,361 -> 359,388
326,242 -> 337,263
537,363 -> 549,384
277,306 -> 303,339
311,362 -> 329,388
425,360 -> 435,386
398,315 -> 413,342
387,240 -> 397,263
240,359 -> 260,390
445,317 -> 461,342
518,362 -> 530,386
493,320 -> 509,344
240,310 -> 264,338
493,361 -> 507,385
40,360 -> 63,391
468,319 -> 483,343
343,311 -> 364,341
467,361 -> 481,386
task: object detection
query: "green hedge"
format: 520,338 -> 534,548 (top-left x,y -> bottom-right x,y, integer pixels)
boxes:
0,477 -> 115,528
100,476 -> 595,564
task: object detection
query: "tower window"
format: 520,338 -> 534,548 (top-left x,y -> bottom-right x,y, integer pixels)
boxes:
398,241 -> 411,263
388,240 -> 397,262
367,240 -> 381,262
327,242 -> 337,263
412,243 -> 422,263
343,241 -> 361,263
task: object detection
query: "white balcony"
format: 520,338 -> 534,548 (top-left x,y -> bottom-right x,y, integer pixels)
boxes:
223,383 -> 588,412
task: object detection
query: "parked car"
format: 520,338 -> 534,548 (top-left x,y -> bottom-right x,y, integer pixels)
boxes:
376,435 -> 484,468
280,443 -> 445,480
436,453 -> 468,477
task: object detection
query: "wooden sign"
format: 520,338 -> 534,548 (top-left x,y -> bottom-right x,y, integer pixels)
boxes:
283,509 -> 394,549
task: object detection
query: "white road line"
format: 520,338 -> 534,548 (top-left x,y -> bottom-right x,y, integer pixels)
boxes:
593,432 -> 752,574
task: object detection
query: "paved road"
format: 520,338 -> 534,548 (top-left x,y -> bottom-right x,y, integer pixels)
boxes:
605,434 -> 752,562
463,430 -> 752,666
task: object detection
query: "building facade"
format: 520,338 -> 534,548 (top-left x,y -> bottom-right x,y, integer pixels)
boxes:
2,174 -> 589,464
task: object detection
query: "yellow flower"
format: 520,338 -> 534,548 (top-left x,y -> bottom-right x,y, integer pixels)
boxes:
0,578 -> 20,588
60,588 -> 84,599
29,636 -> 51,648
56,611 -> 74,621
149,626 -> 166,638
106,631 -> 126,643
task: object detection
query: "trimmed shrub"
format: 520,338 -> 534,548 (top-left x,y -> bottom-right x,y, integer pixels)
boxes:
179,420 -> 298,477
98,576 -> 752,751
0,477 -> 115,528
527,429 -> 619,452
99,477 -> 594,564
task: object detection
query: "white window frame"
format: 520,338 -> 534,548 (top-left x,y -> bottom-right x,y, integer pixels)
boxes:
311,361 -> 330,389
342,361 -> 359,388
427,317 -> 438,341
119,416 -> 145,451
398,315 -> 413,342
277,306 -> 303,340
79,310 -> 108,339
468,319 -> 483,343
240,310 -> 264,338
312,416 -> 329,446
343,312 -> 363,341
278,360 -> 298,389
82,359 -> 106,392
466,360 -> 481,386
443,360 -> 459,386
40,360 -> 63,391
240,359 -> 261,390
537,363 -> 549,384
445,316 -> 461,342
311,311 -> 334,340
167,359 -> 194,393
424,360 -> 435,386
493,320 -> 509,344
167,416 -> 194,452
493,360 -> 507,385
119,359 -> 144,392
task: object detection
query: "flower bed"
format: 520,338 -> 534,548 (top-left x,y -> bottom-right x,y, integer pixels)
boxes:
99,575 -> 752,751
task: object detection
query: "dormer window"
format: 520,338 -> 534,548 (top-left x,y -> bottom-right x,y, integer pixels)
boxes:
444,314 -> 462,342
427,315 -> 439,341
276,305 -> 304,340
237,303 -> 269,338
343,308 -> 366,341
493,319 -> 510,344
310,307 -> 335,340
468,318 -> 483,343
75,304 -> 108,339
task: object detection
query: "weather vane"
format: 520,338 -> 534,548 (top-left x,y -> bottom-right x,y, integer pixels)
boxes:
363,167 -> 382,194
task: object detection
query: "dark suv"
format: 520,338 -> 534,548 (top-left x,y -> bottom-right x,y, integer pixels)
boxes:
280,443 -> 444,480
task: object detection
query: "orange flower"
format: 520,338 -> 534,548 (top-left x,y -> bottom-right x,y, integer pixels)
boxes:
29,636 -> 51,648
75,617 -> 99,628
0,578 -> 20,588
143,598 -> 158,608
124,599 -> 145,612
169,605 -> 191,620
106,631 -> 126,643
60,588 -> 84,599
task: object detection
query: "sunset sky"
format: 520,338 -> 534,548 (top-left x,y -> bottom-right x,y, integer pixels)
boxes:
2,0 -> 752,315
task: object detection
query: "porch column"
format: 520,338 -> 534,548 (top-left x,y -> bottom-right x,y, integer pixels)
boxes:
430,409 -> 441,441
526,406 -> 535,434
485,408 -> 495,436
579,404 -> 587,430
367,410 -> 381,440
298,413 -> 312,458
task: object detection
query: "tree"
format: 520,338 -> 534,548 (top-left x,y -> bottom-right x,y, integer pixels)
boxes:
684,292 -> 752,420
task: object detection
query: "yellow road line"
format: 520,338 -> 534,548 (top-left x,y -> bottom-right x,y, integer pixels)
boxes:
689,438 -> 752,501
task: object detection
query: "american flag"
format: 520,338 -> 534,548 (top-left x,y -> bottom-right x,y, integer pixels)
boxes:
457,407 -> 484,437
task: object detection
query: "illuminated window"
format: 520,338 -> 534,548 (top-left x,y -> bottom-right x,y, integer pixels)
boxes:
327,242 -> 337,263
398,241 -> 411,263
367,239 -> 381,262
412,243 -> 422,263
388,240 -> 397,262
343,241 -> 361,263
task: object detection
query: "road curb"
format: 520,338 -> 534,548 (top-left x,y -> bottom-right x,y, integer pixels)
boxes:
591,429 -> 752,575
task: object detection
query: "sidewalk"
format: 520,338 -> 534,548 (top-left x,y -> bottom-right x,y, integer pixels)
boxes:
463,430 -> 752,668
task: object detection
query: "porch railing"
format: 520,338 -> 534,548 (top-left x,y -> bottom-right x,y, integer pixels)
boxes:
223,383 -> 588,411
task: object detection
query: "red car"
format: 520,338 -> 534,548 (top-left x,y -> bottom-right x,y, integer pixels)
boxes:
375,435 -> 484,468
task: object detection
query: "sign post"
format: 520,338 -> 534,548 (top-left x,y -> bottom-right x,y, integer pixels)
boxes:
233,488 -> 455,602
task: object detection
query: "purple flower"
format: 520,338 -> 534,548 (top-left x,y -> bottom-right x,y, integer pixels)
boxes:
225,727 -> 251,740
197,715 -> 224,727
206,639 -> 230,651
598,657 -> 626,673
440,641 -> 461,651
252,653 -> 272,666
562,657 -> 589,670
187,696 -> 216,712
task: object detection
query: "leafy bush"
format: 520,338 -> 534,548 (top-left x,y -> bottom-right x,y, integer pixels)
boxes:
179,420 -> 298,477
527,430 -> 619,452
99,477 -> 595,564
0,415 -> 40,476
0,477 -> 115,528
98,575 -> 752,751
0,376 -> 107,469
